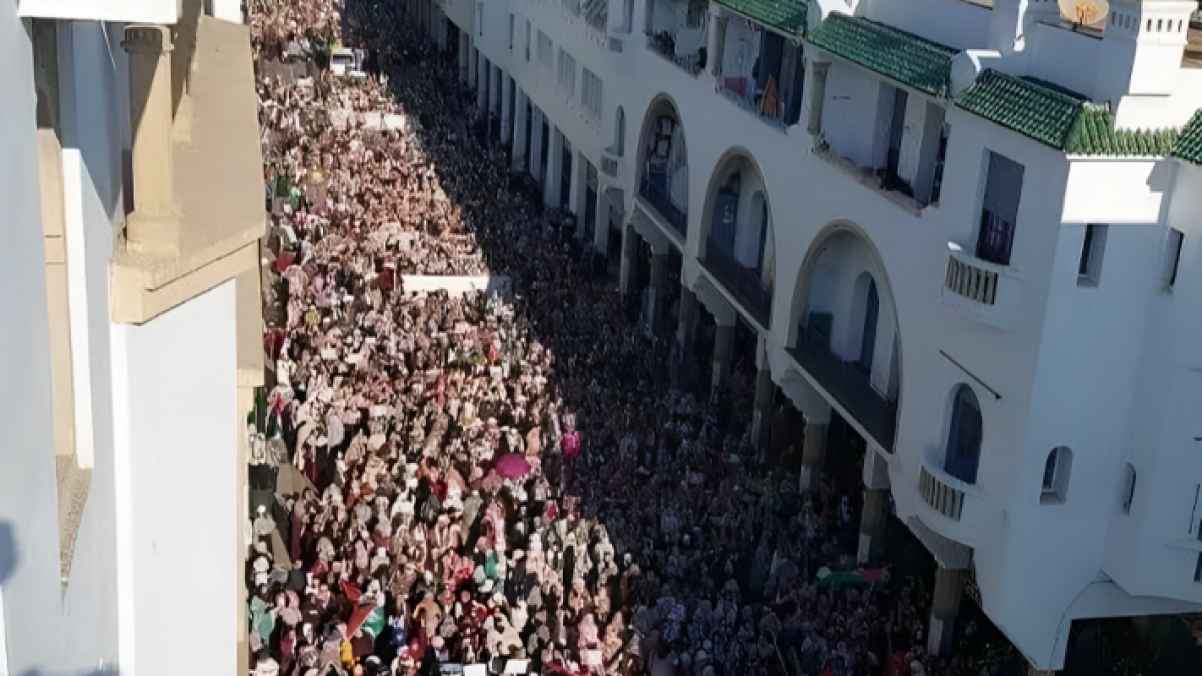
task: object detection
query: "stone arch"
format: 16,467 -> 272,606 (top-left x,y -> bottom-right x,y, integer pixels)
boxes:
790,221 -> 902,401
636,94 -> 689,234
697,147 -> 776,326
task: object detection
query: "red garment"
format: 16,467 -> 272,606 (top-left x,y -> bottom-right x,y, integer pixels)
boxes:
561,431 -> 581,459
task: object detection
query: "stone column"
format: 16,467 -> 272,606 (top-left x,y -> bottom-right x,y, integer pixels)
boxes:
501,76 -> 513,145
477,54 -> 488,112
711,321 -> 736,398
707,7 -> 726,78
927,566 -> 965,657
593,187 -> 611,254
798,401 -> 831,492
468,42 -> 477,89
544,128 -> 564,208
569,153 -> 585,228
530,108 -> 544,181
459,34 -> 469,84
645,252 -> 670,335
807,61 -> 830,136
619,223 -> 638,297
489,65 -> 501,122
512,90 -> 529,171
122,24 -> 180,254
750,366 -> 775,451
857,488 -> 888,564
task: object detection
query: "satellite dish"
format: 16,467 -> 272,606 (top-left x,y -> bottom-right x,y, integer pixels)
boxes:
1058,0 -> 1110,27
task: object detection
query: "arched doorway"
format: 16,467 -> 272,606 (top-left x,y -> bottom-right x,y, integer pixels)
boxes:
945,384 -> 982,484
636,96 -> 688,236
700,151 -> 775,326
790,224 -> 900,452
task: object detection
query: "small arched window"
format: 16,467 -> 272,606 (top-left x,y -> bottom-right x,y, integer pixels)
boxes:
1122,463 -> 1137,514
1041,446 -> 1072,504
945,385 -> 983,484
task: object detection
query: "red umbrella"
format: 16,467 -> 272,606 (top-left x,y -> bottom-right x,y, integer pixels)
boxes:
494,453 -> 532,480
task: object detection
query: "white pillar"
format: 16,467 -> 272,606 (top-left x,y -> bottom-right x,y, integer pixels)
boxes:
501,76 -> 514,145
512,89 -> 529,171
530,108 -> 544,181
645,252 -> 670,335
798,401 -> 831,492
593,187 -> 611,253
711,321 -> 735,398
928,567 -> 965,657
544,128 -> 564,208
857,488 -> 888,564
468,42 -> 477,89
750,366 -> 775,451
569,152 -> 585,221
707,7 -> 725,78
619,223 -> 637,297
489,65 -> 501,122
477,54 -> 488,112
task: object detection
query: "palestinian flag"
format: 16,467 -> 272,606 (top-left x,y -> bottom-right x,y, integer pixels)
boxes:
348,601 -> 387,640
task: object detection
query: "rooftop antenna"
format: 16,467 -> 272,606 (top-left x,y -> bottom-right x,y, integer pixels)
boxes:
1058,0 -> 1110,30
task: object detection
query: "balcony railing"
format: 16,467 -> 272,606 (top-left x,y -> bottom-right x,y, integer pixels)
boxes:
945,255 -> 999,305
703,237 -> 772,327
920,464 -> 965,521
940,241 -> 1021,329
639,175 -> 688,237
787,326 -> 897,452
583,0 -> 608,31
646,31 -> 704,75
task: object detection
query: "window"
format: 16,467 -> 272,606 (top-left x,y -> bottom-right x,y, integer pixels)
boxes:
977,151 -> 1025,266
1121,463 -> 1137,513
1077,224 -> 1108,287
557,49 -> 577,100
581,68 -> 603,121
1163,228 -> 1184,290
525,20 -> 532,62
945,385 -> 983,485
509,14 -> 515,50
1041,446 -> 1073,504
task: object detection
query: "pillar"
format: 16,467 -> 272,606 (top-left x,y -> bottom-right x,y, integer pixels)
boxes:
489,65 -> 501,122
459,34 -> 469,84
857,488 -> 888,564
468,42 -> 477,89
645,252 -> 669,335
477,54 -> 488,112
544,128 -> 564,208
750,366 -> 775,451
512,89 -> 529,171
798,402 -> 830,492
807,61 -> 830,136
569,153 -> 585,226
501,77 -> 514,145
707,7 -> 726,78
927,567 -> 965,657
619,223 -> 637,297
593,187 -> 611,254
530,108 -> 544,181
122,24 -> 179,254
711,321 -> 735,398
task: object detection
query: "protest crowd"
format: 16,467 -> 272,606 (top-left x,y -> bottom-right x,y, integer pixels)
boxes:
244,1 -> 1020,675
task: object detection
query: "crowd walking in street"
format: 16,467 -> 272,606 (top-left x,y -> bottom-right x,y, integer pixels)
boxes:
244,2 -> 1019,675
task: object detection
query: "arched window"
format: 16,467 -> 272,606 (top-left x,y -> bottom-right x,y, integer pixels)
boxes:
613,107 -> 626,156
945,385 -> 982,484
1122,463 -> 1137,513
1041,446 -> 1072,504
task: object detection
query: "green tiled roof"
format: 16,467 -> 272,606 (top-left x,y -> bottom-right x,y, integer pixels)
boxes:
806,13 -> 957,97
716,0 -> 808,38
1065,105 -> 1180,157
1172,110 -> 1202,165
957,69 -> 1181,156
956,69 -> 1082,148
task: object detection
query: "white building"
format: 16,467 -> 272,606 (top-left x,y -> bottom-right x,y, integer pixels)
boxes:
0,0 -> 262,673
415,0 -> 1202,670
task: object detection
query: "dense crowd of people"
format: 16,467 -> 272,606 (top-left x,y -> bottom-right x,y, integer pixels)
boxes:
244,1 -> 1020,675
